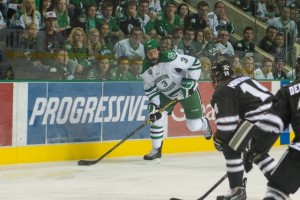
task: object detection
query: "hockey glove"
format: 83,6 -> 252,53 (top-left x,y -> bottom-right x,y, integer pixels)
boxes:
147,103 -> 162,122
213,135 -> 223,151
243,149 -> 262,173
180,78 -> 196,99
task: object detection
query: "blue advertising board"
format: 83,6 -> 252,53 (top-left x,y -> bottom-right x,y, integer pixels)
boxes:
27,82 -> 150,145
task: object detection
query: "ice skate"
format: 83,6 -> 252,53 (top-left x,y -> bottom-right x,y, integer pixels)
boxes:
203,118 -> 212,140
216,187 -> 247,200
143,142 -> 163,163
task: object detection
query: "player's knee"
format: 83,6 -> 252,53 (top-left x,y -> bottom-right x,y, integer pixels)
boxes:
186,119 -> 202,132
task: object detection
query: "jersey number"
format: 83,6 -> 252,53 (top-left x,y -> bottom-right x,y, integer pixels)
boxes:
240,81 -> 270,102
161,80 -> 168,87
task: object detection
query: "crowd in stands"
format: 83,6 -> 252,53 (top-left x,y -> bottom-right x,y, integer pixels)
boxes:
0,0 -> 299,81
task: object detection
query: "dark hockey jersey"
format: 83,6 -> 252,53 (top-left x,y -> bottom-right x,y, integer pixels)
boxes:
211,76 -> 273,141
256,78 -> 300,143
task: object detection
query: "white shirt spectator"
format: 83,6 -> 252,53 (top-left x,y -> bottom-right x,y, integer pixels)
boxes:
114,38 -> 145,60
254,68 -> 274,79
216,41 -> 235,56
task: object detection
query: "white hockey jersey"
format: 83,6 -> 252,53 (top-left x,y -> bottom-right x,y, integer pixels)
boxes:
140,50 -> 201,105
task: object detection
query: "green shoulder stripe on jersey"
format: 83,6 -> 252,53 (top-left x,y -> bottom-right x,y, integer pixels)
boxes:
159,51 -> 177,63
145,85 -> 157,92
189,58 -> 201,70
149,92 -> 159,101
188,67 -> 201,71
141,60 -> 151,74
193,58 -> 200,65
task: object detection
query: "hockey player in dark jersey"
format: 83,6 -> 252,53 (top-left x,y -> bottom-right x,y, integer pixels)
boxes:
244,57 -> 300,200
210,59 -> 277,200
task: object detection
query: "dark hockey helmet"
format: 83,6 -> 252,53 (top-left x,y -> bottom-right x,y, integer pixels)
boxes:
210,59 -> 233,88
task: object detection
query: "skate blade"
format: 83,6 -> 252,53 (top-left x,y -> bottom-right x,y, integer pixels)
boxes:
143,158 -> 161,165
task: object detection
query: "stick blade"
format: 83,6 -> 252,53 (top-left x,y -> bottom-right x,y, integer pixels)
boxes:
78,160 -> 96,166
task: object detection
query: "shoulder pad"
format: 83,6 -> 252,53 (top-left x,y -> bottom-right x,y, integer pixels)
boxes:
159,50 -> 177,62
141,60 -> 151,74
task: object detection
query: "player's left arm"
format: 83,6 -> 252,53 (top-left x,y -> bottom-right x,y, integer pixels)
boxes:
178,55 -> 201,99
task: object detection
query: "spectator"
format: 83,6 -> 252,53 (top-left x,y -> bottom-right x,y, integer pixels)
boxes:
74,3 -> 100,33
258,25 -> 277,53
39,0 -> 53,28
113,26 -> 145,60
185,1 -> 209,31
267,6 -> 297,47
37,11 -> 65,65
53,0 -> 71,35
129,55 -> 143,80
274,0 -> 287,17
177,3 -> 189,25
289,6 -> 300,43
234,26 -> 255,58
242,56 -> 255,78
257,0 -> 274,22
148,0 -> 162,14
10,0 -> 42,30
234,0 -> 256,16
254,57 -> 275,79
98,21 -> 114,58
267,6 -> 298,65
199,56 -> 211,80
265,0 -> 279,19
46,49 -> 76,80
0,0 -> 8,22
11,22 -> 46,79
154,0 -> 184,37
159,35 -> 172,51
207,1 -> 235,37
137,0 -> 156,39
68,0 -> 95,22
98,1 -> 124,42
216,29 -> 235,57
171,26 -> 184,54
272,32 -> 287,62
194,29 -> 204,44
86,28 -> 102,63
65,27 -> 89,78
177,26 -> 200,57
274,57 -> 295,80
198,26 -> 218,60
116,0 -> 141,37
86,55 -> 112,80
230,55 -> 246,77
110,56 -> 134,80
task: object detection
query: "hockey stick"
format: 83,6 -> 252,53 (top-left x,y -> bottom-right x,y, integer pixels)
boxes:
78,99 -> 178,166
170,173 -> 228,200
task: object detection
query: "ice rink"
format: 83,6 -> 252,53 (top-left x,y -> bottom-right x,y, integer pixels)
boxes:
0,146 -> 298,200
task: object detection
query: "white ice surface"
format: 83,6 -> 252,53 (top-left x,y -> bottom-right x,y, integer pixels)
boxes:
0,146 -> 298,200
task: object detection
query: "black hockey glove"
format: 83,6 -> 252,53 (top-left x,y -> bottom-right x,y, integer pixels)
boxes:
213,135 -> 223,151
243,149 -> 262,173
180,78 -> 196,99
147,103 -> 162,122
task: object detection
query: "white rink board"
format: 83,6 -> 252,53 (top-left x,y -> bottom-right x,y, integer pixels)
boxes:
0,146 -> 299,200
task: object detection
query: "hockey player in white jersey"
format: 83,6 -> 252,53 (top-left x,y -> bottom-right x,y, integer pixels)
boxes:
140,39 -> 212,161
